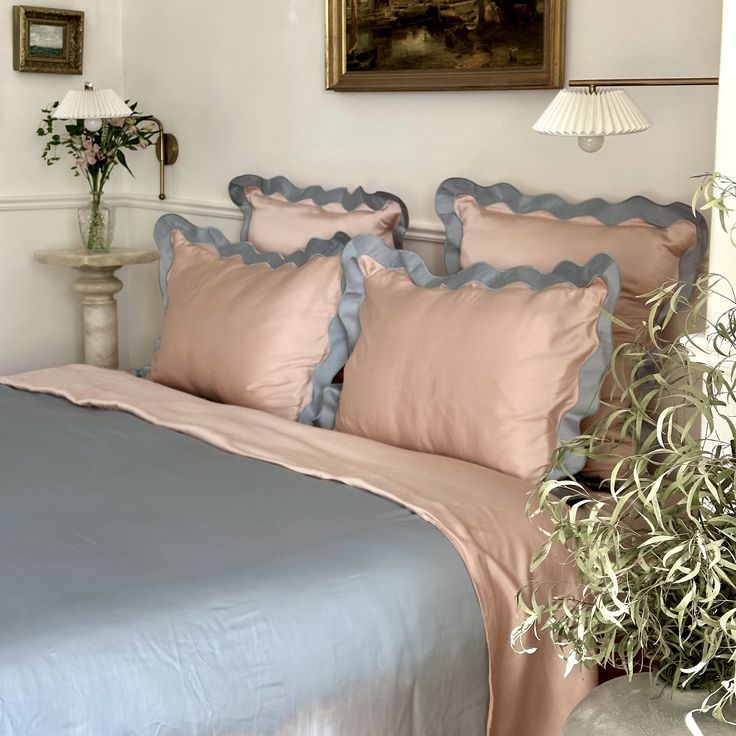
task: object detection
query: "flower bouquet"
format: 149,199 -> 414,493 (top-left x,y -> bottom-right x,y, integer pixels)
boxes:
37,100 -> 156,251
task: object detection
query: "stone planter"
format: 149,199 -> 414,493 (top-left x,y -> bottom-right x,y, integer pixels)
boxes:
563,674 -> 736,735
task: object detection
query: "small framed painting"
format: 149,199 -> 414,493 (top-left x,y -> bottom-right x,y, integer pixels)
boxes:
13,5 -> 84,74
326,0 -> 565,91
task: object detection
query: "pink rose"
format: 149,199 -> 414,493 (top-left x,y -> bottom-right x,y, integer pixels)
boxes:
81,138 -> 104,164
109,118 -> 127,128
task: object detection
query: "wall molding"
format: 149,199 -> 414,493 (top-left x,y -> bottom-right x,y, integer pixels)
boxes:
403,223 -> 445,244
0,193 -> 90,212
122,193 -> 242,221
0,192 -> 445,245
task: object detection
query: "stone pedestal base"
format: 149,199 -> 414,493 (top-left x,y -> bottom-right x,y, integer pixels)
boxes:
72,267 -> 124,368
34,248 -> 160,370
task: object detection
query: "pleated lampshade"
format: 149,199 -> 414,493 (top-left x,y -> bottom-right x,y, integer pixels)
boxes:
533,88 -> 651,137
53,87 -> 132,120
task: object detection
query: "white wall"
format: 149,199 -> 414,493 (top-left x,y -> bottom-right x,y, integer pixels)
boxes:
121,0 -> 722,218
707,0 -> 736,323
0,0 -> 725,373
0,0 -> 125,373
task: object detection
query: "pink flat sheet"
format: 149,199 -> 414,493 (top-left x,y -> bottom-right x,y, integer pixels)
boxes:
0,364 -> 594,735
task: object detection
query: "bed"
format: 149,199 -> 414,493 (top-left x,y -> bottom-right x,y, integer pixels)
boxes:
1,173 -> 706,736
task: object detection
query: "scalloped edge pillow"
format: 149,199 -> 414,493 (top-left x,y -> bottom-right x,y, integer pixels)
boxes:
323,235 -> 621,482
151,214 -> 349,425
228,174 -> 409,255
435,179 -> 709,477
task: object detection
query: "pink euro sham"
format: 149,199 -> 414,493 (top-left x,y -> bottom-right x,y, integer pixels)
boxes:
455,197 -> 697,340
244,189 -> 403,256
333,239 -> 619,482
150,231 -> 343,422
228,174 -> 408,256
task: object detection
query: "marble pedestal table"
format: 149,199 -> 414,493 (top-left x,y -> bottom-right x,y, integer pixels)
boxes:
34,249 -> 160,369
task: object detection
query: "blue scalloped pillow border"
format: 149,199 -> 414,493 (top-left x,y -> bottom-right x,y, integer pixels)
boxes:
228,173 -> 409,249
321,234 -> 622,480
152,213 -> 350,427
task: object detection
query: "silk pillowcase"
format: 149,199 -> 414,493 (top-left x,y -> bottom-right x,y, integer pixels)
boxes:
435,179 -> 709,477
323,235 -> 621,482
151,214 -> 348,425
228,174 -> 408,255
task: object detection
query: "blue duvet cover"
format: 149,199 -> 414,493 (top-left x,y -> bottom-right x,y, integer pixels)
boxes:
0,386 -> 487,735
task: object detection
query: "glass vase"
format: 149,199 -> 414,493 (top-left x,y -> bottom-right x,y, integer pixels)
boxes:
78,193 -> 113,252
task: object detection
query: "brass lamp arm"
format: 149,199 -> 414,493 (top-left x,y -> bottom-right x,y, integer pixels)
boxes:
569,77 -> 718,92
134,115 -> 179,201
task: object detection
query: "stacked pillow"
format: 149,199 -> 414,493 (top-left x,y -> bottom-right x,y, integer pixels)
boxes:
329,236 -> 619,481
147,174 -> 707,484
228,173 -> 408,254
151,214 -> 348,426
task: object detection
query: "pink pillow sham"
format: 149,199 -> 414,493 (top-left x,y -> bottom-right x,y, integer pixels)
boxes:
331,236 -> 621,482
454,197 -> 697,341
150,225 -> 344,423
228,174 -> 408,256
244,189 -> 402,255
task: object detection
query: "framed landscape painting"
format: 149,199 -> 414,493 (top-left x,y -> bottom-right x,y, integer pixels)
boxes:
326,0 -> 565,91
13,5 -> 84,74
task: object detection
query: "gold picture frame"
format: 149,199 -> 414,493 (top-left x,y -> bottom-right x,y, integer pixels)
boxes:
326,0 -> 565,91
13,5 -> 84,75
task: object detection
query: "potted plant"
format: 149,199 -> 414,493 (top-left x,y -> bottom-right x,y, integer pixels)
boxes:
511,173 -> 736,735
37,100 -> 156,251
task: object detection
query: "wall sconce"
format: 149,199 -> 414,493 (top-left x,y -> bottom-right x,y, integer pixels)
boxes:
53,82 -> 178,199
534,77 -> 719,153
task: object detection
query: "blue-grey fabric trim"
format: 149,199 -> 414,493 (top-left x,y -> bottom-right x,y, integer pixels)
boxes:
228,173 -> 409,249
434,179 -> 709,304
152,213 -> 350,428
323,234 -> 621,480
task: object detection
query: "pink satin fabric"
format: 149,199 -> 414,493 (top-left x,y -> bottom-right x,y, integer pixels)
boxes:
455,196 -> 698,474
335,255 -> 607,481
150,232 -> 342,421
244,187 -> 402,255
0,365 -> 594,736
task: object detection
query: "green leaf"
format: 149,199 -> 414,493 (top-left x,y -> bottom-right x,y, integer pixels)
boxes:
116,150 -> 134,176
